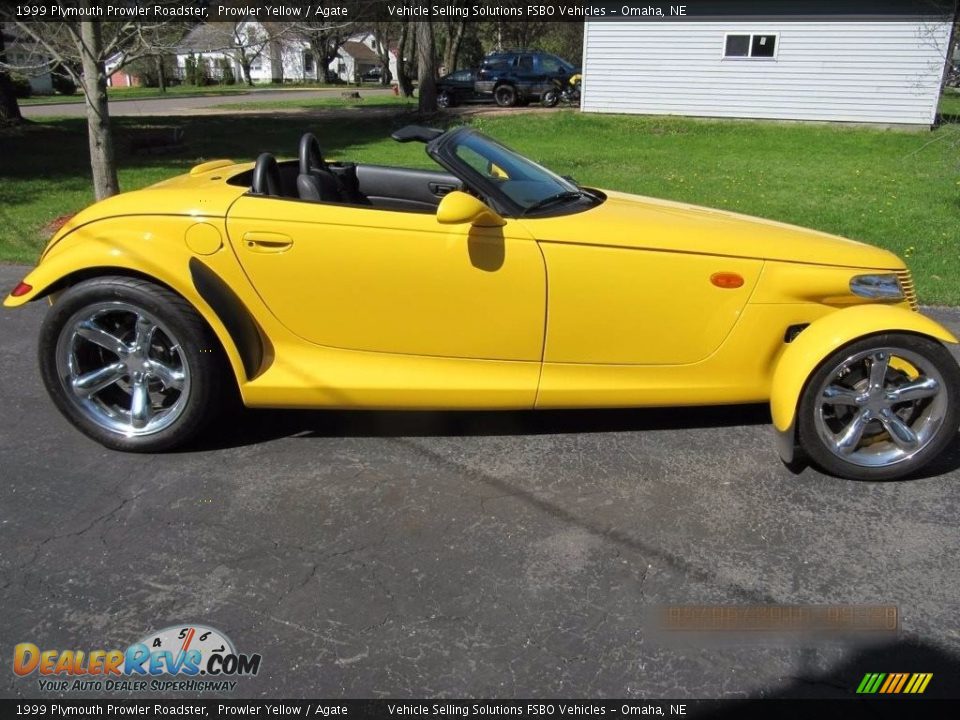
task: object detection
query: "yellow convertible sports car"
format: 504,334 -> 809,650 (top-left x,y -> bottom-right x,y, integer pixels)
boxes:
5,126 -> 959,480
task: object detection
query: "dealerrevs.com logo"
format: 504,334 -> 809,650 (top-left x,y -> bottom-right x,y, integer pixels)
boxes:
13,624 -> 261,693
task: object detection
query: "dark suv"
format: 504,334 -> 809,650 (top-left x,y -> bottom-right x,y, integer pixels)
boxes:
474,49 -> 579,107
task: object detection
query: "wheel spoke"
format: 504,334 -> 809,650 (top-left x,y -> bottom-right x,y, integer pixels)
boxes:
76,322 -> 128,357
885,377 -> 940,404
822,384 -> 862,407
129,378 -> 152,430
147,360 -> 185,391
868,352 -> 889,391
879,409 -> 919,450
835,410 -> 871,455
134,314 -> 157,351
72,362 -> 127,397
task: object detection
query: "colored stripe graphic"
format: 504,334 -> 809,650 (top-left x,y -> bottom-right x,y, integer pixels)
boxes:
857,672 -> 932,694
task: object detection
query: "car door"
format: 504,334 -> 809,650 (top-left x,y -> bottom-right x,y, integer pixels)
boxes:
515,54 -> 542,93
225,194 -> 546,363
453,70 -> 476,102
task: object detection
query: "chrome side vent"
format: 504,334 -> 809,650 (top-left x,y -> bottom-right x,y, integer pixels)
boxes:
896,270 -> 919,311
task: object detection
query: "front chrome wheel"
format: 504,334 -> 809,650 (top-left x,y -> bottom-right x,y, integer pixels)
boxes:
813,347 -> 946,467
39,276 -> 225,452
55,301 -> 191,437
798,333 -> 960,480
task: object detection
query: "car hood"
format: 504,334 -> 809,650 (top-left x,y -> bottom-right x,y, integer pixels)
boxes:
522,189 -> 903,270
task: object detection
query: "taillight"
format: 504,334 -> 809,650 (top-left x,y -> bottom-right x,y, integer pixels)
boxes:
10,281 -> 32,297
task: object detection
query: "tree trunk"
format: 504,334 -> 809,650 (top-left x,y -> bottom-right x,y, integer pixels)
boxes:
416,22 -> 436,112
156,55 -> 166,93
396,22 -> 414,97
442,20 -> 466,74
0,28 -> 23,124
79,21 -> 119,200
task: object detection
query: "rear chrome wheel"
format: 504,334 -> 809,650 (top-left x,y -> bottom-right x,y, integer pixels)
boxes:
39,277 -> 226,452
798,333 -> 960,480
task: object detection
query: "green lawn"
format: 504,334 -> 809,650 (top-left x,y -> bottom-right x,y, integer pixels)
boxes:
941,87 -> 960,116
2,107 -> 959,304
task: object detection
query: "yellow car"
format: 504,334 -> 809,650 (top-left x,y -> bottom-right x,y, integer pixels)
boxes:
5,126 -> 959,480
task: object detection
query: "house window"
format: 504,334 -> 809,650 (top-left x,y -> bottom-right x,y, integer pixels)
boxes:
303,52 -> 314,74
724,33 -> 778,59
250,57 -> 262,71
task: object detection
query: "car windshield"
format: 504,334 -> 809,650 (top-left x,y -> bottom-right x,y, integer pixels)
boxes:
447,131 -> 581,213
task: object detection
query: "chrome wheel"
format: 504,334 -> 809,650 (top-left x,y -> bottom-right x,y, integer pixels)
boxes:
55,301 -> 191,437
812,346 -> 947,469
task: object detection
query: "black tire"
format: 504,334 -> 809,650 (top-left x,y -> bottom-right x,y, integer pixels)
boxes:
39,276 -> 227,452
541,89 -> 560,108
797,333 -> 960,480
494,84 -> 517,107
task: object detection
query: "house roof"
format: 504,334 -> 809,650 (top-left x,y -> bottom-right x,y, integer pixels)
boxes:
178,23 -> 236,53
340,41 -> 379,63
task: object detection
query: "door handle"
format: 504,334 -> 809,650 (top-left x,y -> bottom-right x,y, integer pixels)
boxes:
429,182 -> 458,197
243,232 -> 293,253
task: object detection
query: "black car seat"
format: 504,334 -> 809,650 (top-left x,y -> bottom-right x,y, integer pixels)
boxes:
252,153 -> 283,197
297,133 -> 344,203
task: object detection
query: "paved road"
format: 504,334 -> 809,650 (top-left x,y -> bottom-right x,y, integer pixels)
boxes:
20,87 -> 395,118
1,263 -> 959,700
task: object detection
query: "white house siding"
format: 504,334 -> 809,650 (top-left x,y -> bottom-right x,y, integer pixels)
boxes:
582,21 -> 952,125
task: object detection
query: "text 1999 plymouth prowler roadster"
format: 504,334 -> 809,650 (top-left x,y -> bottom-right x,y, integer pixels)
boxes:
5,126 -> 959,480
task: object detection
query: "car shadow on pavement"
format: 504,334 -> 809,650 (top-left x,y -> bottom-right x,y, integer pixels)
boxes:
700,637 -> 960,706
195,405 -> 960,482
197,403 -> 772,448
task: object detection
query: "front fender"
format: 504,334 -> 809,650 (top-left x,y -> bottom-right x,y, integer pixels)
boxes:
770,305 -> 958,440
2,216 -> 261,384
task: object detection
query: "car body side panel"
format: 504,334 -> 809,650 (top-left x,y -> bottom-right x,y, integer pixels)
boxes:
538,241 -> 763,364
769,305 -> 959,432
225,196 -> 547,362
239,341 -> 541,409
536,303 -> 836,408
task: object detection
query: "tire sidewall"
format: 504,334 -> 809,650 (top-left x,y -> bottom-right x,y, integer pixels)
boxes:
494,85 -> 516,107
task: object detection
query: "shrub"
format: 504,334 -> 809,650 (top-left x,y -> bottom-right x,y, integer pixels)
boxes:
51,70 -> 76,96
9,73 -> 31,98
218,58 -> 235,85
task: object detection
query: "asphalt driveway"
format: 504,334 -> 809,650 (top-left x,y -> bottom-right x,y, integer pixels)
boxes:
19,87 -> 395,119
1,263 -> 959,699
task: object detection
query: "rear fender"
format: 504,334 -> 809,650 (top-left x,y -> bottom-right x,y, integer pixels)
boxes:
770,304 -> 957,460
2,216 -> 262,384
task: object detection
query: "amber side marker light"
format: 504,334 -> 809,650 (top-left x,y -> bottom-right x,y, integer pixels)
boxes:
710,272 -> 745,289
10,281 -> 32,297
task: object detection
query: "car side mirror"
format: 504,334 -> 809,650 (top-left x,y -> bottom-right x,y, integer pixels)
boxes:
436,191 -> 506,227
